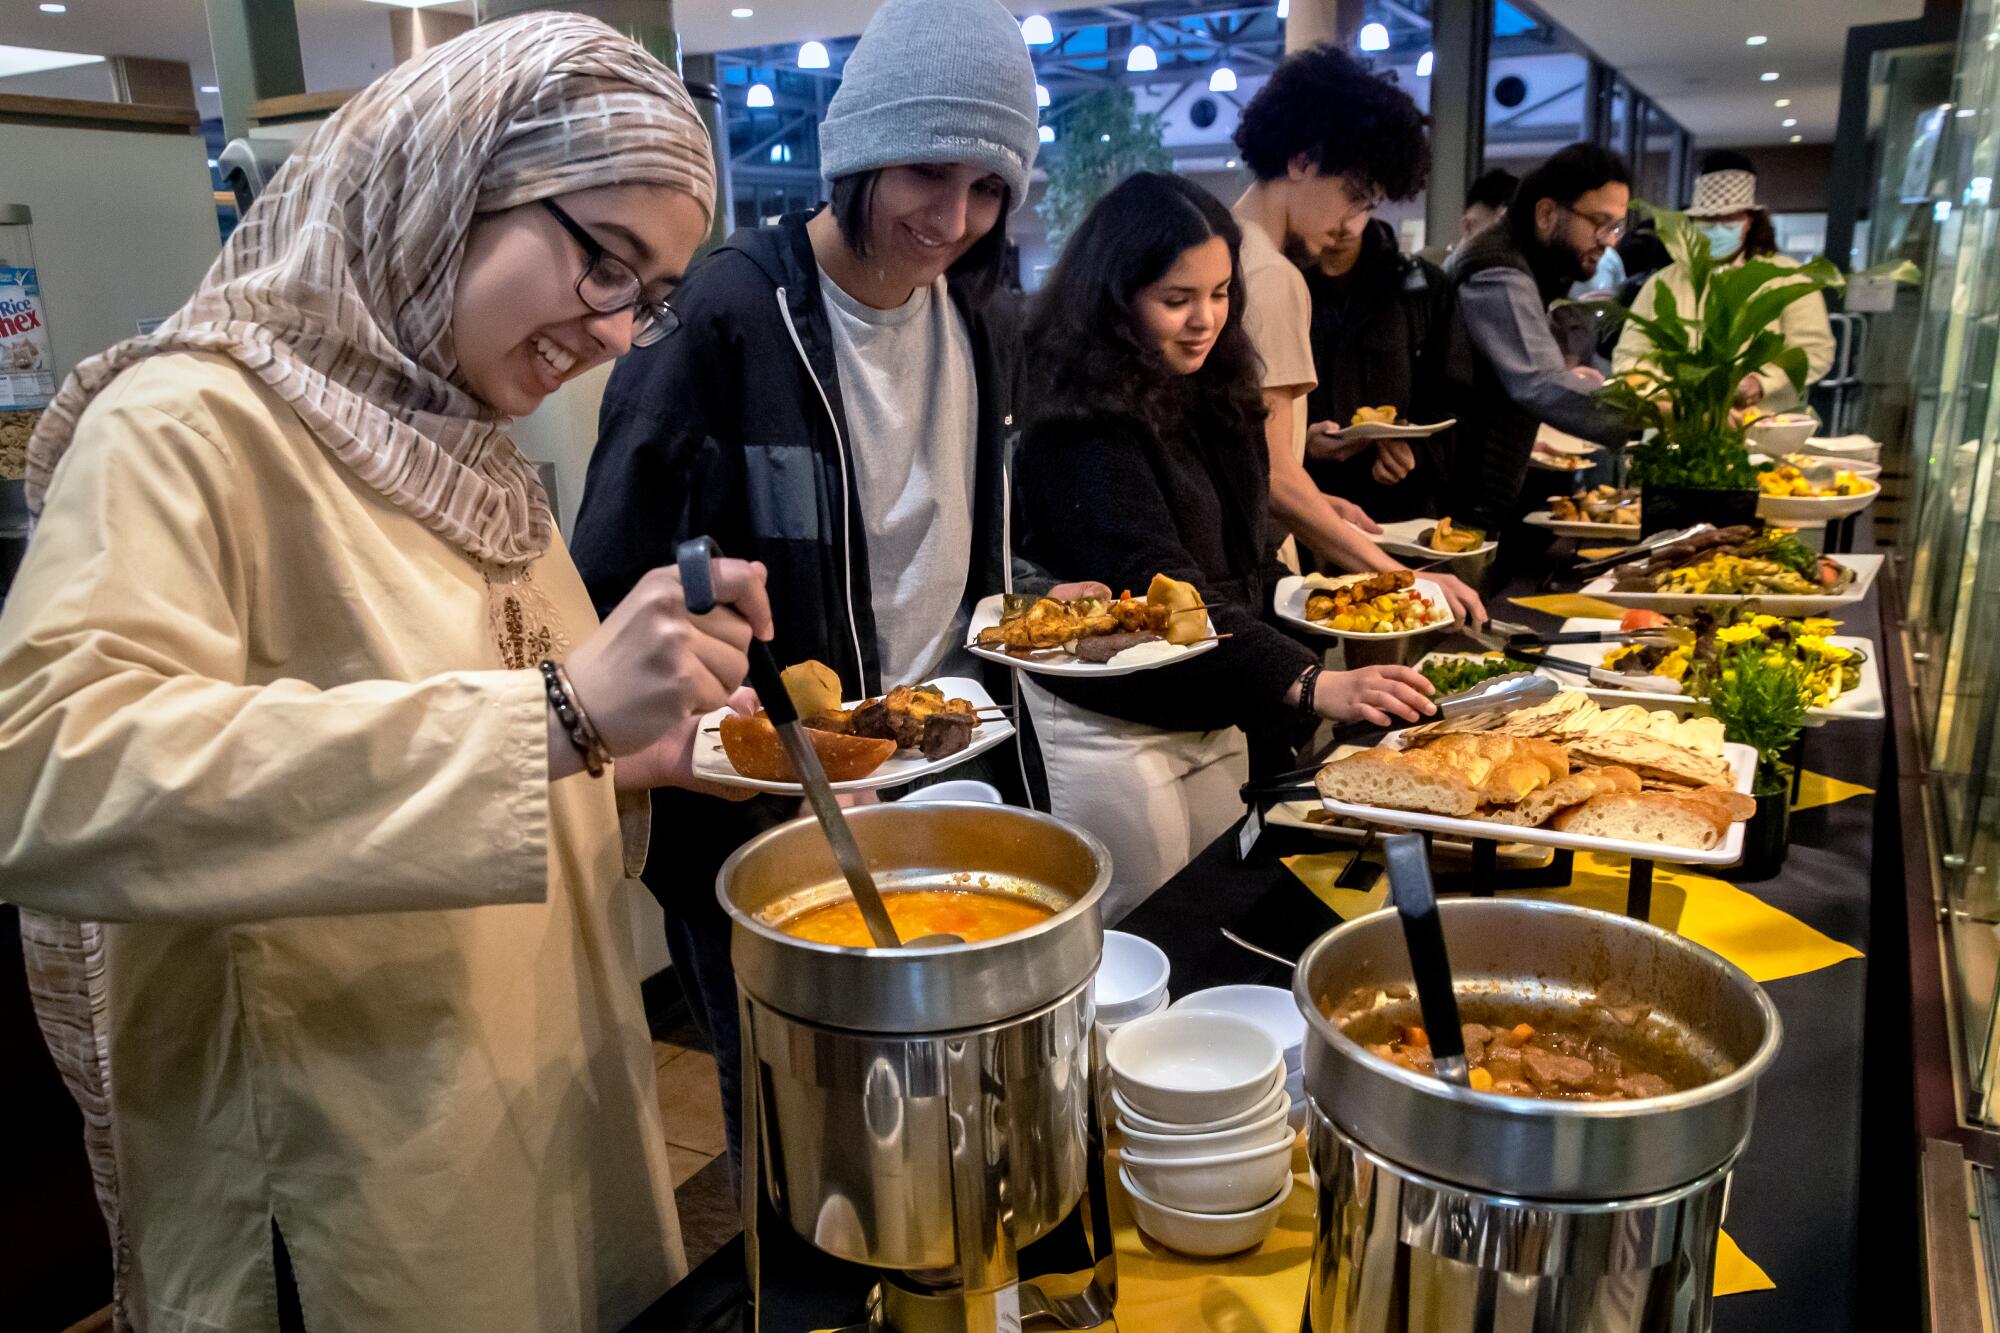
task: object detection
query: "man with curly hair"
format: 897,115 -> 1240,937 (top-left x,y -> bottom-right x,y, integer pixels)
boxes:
1231,44 -> 1486,626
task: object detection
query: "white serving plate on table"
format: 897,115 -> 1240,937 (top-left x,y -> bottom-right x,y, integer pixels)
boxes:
1796,435 -> 1883,467
965,593 -> 1219,678
1523,509 -> 1643,540
1578,552 -> 1883,617
1318,417 -> 1456,443
1317,742 -> 1758,867
1756,477 -> 1881,523
691,676 -> 1014,794
1531,617 -> 1885,723
1366,517 -> 1499,561
1274,574 -> 1457,641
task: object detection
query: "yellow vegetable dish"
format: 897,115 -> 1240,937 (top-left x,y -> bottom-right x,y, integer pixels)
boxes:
1758,464 -> 1871,498
1303,570 -> 1451,634
1350,404 -> 1398,427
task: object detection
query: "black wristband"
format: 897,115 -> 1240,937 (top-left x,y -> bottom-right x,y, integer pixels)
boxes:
1295,663 -> 1324,720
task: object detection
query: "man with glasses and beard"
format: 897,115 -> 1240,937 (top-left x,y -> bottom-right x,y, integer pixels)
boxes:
1446,144 -> 1634,534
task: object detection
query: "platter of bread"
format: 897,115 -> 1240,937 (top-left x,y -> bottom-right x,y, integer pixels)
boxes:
693,669 -> 1014,794
1313,690 -> 1757,865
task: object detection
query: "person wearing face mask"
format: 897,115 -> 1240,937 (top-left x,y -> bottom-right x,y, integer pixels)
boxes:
0,16 -> 770,1331
1613,152 -> 1835,415
1013,173 -> 1437,919
570,0 -> 1052,1167
1447,143 -> 1636,535
1228,45 -> 1487,629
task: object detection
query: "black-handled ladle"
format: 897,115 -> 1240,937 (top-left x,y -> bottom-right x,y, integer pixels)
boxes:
1380,833 -> 1471,1088
676,538 -> 951,948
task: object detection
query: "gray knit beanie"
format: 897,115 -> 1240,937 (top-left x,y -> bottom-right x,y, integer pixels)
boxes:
818,0 -> 1040,210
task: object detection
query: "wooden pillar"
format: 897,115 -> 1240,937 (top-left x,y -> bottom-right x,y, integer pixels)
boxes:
1425,0 -> 1492,247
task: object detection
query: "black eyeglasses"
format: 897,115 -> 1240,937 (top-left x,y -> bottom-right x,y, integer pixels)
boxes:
1556,200 -> 1629,245
540,199 -> 680,347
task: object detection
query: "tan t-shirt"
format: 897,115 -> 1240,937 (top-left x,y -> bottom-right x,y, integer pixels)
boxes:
1235,206 -> 1317,569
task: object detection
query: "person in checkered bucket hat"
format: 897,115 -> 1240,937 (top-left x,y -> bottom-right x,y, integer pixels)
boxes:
1612,150 -> 1836,413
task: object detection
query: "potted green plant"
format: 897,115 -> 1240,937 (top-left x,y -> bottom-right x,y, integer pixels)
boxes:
1593,212 -> 1847,535
1699,637 -> 1810,879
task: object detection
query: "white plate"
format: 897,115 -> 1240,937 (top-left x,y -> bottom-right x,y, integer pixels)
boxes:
1274,574 -> 1457,641
1367,517 -> 1499,561
1797,435 -> 1883,467
1756,478 -> 1881,522
1319,417 -> 1456,443
1523,509 -> 1644,540
690,676 -> 1015,794
1744,414 -> 1819,452
1535,427 -> 1603,456
1776,453 -> 1883,481
1532,618 -> 1885,723
1529,453 -> 1594,472
1317,742 -> 1759,866
1265,800 -> 1554,867
1579,553 -> 1883,617
965,593 -> 1219,678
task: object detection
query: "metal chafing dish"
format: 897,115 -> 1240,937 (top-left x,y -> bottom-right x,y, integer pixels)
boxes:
1292,897 -> 1782,1333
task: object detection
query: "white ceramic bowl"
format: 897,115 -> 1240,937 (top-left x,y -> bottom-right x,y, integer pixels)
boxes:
1113,1077 -> 1287,1137
905,779 -> 1003,804
1092,992 -> 1168,1076
1118,1102 -> 1291,1160
1120,1164 -> 1291,1257
1170,986 -> 1307,1074
1106,1009 -> 1284,1125
1119,1137 -> 1296,1214
1093,931 -> 1171,1025
1798,435 -> 1883,467
1746,413 -> 1819,452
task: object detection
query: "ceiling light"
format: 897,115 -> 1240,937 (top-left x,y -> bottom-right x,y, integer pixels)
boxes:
1970,176 -> 1993,205
1127,43 -> 1158,72
1359,22 -> 1390,52
1039,125 -> 1056,143
1745,35 -> 1768,46
1774,97 -> 1791,107
746,82 -> 773,108
0,44 -> 103,77
1782,117 -> 1797,127
1100,132 -> 1112,142
1036,82 -> 1051,107
1209,65 -> 1237,92
1276,0 -> 1290,18
38,3 -> 66,13
1227,158 -> 1239,169
1416,50 -> 1434,78
731,7 -> 753,16
1021,14 -> 1055,46
1760,71 -> 1780,82
769,143 -> 793,164
797,40 -> 829,69
200,84 -> 219,94
1789,134 -> 1802,142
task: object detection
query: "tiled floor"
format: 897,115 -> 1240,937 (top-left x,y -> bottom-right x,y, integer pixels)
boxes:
651,1015 -> 743,1273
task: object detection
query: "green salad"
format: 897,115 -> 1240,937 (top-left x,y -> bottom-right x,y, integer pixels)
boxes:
1420,654 -> 1536,695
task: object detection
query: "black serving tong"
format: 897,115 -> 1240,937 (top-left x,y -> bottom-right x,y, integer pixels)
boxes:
1238,671 -> 1558,805
1382,832 -> 1471,1088
1569,523 -> 1716,579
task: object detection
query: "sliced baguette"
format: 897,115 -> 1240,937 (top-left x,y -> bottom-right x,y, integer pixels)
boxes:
1315,750 -> 1483,817
1550,789 -> 1734,851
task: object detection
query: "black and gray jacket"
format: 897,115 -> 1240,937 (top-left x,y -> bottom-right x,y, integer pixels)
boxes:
569,213 -> 1022,909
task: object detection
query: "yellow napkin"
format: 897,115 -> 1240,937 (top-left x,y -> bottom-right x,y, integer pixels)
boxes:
1715,1229 -> 1776,1295
1281,851 -> 1388,921
1792,770 -> 1874,813
1510,592 -> 1631,620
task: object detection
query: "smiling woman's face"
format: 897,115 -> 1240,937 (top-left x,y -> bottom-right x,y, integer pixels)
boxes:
451,181 -> 707,416
1133,235 -> 1232,376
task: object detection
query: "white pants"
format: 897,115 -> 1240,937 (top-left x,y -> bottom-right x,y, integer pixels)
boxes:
1023,677 -> 1251,925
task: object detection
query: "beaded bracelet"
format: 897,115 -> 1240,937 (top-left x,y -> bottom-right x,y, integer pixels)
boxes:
540,659 -> 610,778
1295,662 -> 1324,720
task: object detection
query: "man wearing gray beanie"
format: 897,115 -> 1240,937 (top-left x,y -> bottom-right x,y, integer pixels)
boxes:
573,0 -> 1090,1169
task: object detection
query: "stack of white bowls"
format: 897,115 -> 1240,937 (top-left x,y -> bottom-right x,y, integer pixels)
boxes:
1105,1009 -> 1293,1257
1170,985 -> 1308,1129
1092,931 -> 1170,1070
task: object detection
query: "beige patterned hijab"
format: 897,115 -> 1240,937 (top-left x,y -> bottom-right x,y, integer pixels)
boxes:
22,11 -> 713,570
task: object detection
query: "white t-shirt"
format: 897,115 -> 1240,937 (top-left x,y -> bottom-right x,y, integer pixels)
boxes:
819,271 -> 979,685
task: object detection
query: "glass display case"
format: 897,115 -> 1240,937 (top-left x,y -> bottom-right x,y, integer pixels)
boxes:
1899,0 -> 2000,1128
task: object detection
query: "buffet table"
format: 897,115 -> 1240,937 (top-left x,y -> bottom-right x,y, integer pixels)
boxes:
638,569 -> 1884,1333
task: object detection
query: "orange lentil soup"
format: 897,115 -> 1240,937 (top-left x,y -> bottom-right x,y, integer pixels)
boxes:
781,889 -> 1056,947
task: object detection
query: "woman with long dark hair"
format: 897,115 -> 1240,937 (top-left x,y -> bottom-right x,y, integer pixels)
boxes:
1015,172 -> 1435,918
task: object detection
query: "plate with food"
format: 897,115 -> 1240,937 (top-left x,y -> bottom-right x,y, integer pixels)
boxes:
1264,801 -> 1553,867
1580,524 -> 1881,615
1368,516 -> 1495,560
1416,651 -> 1540,696
1524,485 -> 1643,538
1276,570 -> 1456,640
1312,690 -> 1758,865
1528,446 -> 1593,472
1318,405 -> 1458,443
1531,610 -> 1883,722
1754,463 -> 1881,522
694,665 -> 1015,794
966,575 -> 1217,677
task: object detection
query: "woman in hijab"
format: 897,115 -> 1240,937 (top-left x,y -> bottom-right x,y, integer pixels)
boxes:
0,14 -> 765,1331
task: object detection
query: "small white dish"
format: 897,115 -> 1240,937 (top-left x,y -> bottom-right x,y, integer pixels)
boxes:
1105,1010 -> 1284,1126
1119,1137 -> 1296,1214
1170,986 -> 1306,1075
1746,413 -> 1818,451
1118,1101 -> 1291,1160
1094,932 -> 1171,1024
903,779 -> 1003,804
1112,1078 -> 1288,1137
1120,1165 -> 1291,1257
